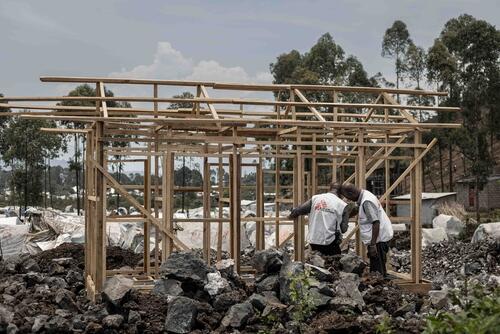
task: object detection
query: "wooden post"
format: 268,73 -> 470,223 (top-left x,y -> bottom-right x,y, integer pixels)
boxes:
217,144 -> 224,261
203,145 -> 211,263
356,130 -> 366,257
256,147 -> 265,250
411,130 -> 423,283
162,151 -> 174,261
94,121 -> 106,294
230,146 -> 241,272
143,158 -> 151,274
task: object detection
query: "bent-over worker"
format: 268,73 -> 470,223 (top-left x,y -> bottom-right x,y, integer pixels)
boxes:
339,183 -> 393,277
288,182 -> 357,256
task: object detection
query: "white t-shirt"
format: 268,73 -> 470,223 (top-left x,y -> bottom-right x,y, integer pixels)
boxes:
307,192 -> 347,245
358,190 -> 393,244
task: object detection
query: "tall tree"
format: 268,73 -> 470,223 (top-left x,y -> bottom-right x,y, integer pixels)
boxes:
438,14 -> 500,220
427,38 -> 459,191
382,20 -> 413,102
0,117 -> 66,212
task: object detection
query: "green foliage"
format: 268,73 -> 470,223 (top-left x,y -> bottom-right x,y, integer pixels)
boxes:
270,33 -> 380,96
424,285 -> 500,334
288,268 -> 317,326
405,44 -> 427,89
381,20 -> 413,91
0,117 -> 66,208
168,92 -> 195,109
375,315 -> 395,334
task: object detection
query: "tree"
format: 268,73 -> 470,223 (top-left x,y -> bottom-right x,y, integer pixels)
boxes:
405,44 -> 427,89
427,38 -> 459,192
437,14 -> 500,220
382,20 -> 413,101
0,117 -> 66,212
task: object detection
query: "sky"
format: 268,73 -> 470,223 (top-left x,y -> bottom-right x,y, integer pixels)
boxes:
1,0 -> 499,170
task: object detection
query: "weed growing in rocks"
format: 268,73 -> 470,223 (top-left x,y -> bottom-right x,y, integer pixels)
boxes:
424,285 -> 500,334
289,268 -> 317,327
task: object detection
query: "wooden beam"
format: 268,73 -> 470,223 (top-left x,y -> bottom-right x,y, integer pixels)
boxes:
293,89 -> 326,122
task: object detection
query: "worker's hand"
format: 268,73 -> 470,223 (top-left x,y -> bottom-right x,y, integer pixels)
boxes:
367,244 -> 378,258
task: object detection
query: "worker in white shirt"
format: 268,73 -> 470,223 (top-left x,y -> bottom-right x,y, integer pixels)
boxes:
339,183 -> 393,277
288,182 -> 357,256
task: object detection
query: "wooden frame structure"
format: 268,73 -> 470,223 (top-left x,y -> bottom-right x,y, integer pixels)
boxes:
0,76 -> 460,299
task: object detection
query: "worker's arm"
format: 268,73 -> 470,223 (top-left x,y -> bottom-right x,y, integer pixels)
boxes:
288,199 -> 312,219
362,201 -> 380,256
340,203 -> 358,233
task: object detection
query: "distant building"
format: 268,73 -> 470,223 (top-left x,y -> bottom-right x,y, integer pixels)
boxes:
393,192 -> 457,226
455,174 -> 500,211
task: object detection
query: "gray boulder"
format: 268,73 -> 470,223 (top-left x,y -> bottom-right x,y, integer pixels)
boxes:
429,290 -> 448,309
309,288 -> 332,308
152,278 -> 183,297
165,296 -> 198,333
160,252 -> 212,286
213,290 -> 246,311
340,254 -> 366,276
305,263 -> 333,281
221,302 -> 254,328
102,314 -> 124,329
204,272 -> 229,297
55,289 -> 80,312
102,276 -> 134,307
256,274 -> 279,293
253,248 -> 283,274
248,293 -> 281,311
333,272 -> 365,309
278,255 -> 304,304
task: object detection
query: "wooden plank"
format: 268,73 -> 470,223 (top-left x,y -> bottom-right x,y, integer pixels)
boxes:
293,89 -> 326,122
97,82 -> 108,118
39,76 -> 450,96
199,85 -> 220,120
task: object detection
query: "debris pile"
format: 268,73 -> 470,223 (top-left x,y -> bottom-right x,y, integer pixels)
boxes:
391,239 -> 500,287
0,245 -> 438,334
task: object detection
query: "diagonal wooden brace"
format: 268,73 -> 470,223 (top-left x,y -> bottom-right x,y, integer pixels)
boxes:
91,160 -> 189,250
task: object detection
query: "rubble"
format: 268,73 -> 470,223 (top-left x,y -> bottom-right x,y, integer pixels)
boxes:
0,233 -> 497,333
391,239 -> 499,286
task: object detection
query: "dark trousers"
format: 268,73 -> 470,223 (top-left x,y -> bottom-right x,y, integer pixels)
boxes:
369,241 -> 389,276
311,240 -> 341,256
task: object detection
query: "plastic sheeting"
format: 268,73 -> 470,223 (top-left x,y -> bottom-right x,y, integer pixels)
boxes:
472,222 -> 500,243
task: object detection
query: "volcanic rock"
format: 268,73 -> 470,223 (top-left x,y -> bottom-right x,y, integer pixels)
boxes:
102,276 -> 134,307
221,301 -> 254,328
253,248 -> 283,274
340,253 -> 367,275
160,252 -> 212,286
165,296 -> 198,333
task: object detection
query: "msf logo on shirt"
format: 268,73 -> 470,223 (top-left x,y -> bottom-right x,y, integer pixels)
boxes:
314,199 -> 328,211
314,199 -> 336,215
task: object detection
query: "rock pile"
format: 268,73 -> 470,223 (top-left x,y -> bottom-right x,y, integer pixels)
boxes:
3,241 -> 492,333
391,238 -> 500,289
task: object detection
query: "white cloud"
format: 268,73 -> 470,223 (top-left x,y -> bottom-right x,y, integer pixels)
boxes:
109,42 -> 272,84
